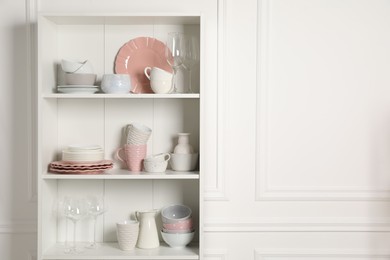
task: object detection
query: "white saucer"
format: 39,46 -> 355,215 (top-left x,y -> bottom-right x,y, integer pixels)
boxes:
57,87 -> 100,94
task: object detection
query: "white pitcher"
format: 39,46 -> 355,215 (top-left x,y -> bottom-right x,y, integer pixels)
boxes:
135,210 -> 160,249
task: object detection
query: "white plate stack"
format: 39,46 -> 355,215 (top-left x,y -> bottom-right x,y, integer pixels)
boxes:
49,144 -> 113,174
62,144 -> 104,162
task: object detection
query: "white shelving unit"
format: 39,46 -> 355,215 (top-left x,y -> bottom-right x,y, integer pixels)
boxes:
37,13 -> 203,260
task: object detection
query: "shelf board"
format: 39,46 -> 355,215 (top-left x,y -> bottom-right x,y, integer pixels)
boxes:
42,169 -> 199,180
42,93 -> 200,99
42,242 -> 199,259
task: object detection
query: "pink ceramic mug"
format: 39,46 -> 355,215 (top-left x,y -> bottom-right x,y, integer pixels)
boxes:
116,144 -> 147,172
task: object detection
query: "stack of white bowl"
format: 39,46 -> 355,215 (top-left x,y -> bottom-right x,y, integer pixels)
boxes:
62,144 -> 104,163
160,204 -> 195,248
58,59 -> 99,94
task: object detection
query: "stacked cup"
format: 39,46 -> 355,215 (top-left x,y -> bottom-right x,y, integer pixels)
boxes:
116,220 -> 139,251
160,204 -> 195,248
116,123 -> 152,172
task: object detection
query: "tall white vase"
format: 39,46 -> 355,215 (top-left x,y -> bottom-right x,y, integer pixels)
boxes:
174,133 -> 194,154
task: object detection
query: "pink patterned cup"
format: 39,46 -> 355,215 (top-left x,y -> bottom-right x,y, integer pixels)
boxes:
116,144 -> 147,172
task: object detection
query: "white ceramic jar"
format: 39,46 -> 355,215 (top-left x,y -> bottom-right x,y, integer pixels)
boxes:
101,74 -> 131,94
173,133 -> 194,154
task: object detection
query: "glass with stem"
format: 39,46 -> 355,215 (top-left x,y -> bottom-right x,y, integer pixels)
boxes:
65,197 -> 88,254
85,196 -> 107,249
53,196 -> 72,253
183,35 -> 199,93
165,32 -> 186,93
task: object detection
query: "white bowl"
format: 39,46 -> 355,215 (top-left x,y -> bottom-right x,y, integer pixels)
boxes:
161,230 -> 194,248
101,74 -> 131,94
63,73 -> 97,85
61,59 -> 93,74
170,153 -> 198,171
161,204 -> 192,224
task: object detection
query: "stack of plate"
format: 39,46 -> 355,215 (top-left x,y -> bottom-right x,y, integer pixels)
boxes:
49,160 -> 113,174
48,144 -> 113,174
57,85 -> 100,94
62,144 -> 104,162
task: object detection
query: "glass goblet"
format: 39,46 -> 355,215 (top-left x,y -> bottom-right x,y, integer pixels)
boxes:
183,35 -> 199,93
165,32 -> 186,93
85,196 -> 107,249
65,197 -> 88,254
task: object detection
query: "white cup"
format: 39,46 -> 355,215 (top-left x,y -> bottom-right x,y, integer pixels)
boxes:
144,153 -> 171,173
101,74 -> 131,94
150,79 -> 173,94
116,220 -> 139,251
144,67 -> 173,80
144,67 -> 173,94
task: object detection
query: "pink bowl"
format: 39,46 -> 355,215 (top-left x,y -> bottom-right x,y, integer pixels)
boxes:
163,218 -> 193,231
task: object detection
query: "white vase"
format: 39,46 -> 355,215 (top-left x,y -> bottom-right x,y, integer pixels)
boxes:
174,133 -> 194,154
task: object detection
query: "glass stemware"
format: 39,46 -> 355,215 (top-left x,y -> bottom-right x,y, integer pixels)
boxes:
183,35 -> 199,93
165,32 -> 186,93
53,196 -> 72,253
85,196 -> 107,249
65,197 -> 88,253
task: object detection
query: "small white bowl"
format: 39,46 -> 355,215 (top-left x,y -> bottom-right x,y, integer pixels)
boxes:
161,204 -> 192,224
61,59 -> 93,74
161,230 -> 194,248
101,74 -> 131,94
170,153 -> 198,171
63,73 -> 97,85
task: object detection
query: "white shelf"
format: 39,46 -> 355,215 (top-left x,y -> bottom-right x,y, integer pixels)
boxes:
42,169 -> 200,180
42,242 -> 199,259
42,93 -> 200,99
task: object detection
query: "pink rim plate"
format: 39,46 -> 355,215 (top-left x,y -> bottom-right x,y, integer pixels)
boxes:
115,37 -> 173,94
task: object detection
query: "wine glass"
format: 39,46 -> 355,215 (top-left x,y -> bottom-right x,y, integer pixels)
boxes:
165,32 -> 186,93
85,196 -> 107,249
52,196 -> 72,253
183,35 -> 199,93
65,197 -> 88,253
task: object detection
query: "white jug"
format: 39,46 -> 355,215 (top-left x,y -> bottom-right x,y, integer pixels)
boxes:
135,210 -> 160,249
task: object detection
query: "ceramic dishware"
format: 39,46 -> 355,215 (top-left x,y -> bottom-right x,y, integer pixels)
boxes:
125,123 -> 152,145
144,67 -> 173,94
116,220 -> 139,251
63,73 -> 97,85
174,133 -> 194,154
161,204 -> 192,224
162,218 -> 193,231
61,59 -> 93,74
143,153 -> 171,173
161,230 -> 195,248
170,153 -> 198,171
101,74 -> 131,94
135,210 -> 159,249
115,144 -> 147,172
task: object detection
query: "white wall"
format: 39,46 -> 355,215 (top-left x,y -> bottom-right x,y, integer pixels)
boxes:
204,0 -> 390,259
3,0 -> 390,259
0,0 -> 37,259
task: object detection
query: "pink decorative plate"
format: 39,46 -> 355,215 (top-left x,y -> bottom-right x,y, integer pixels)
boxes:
49,160 -> 113,174
115,37 -> 173,94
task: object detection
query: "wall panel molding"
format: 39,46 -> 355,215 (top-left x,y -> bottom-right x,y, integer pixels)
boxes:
204,249 -> 227,260
255,249 -> 390,259
0,221 -> 37,234
255,0 -> 390,201
204,0 -> 228,201
204,217 -> 390,232
26,0 -> 38,203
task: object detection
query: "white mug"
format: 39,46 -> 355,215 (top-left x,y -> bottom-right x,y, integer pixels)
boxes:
144,67 -> 173,94
144,67 -> 173,80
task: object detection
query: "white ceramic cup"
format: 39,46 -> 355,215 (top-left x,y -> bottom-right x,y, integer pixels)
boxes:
116,220 -> 139,251
143,153 -> 171,173
144,67 -> 173,94
101,74 -> 131,94
144,67 -> 173,80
